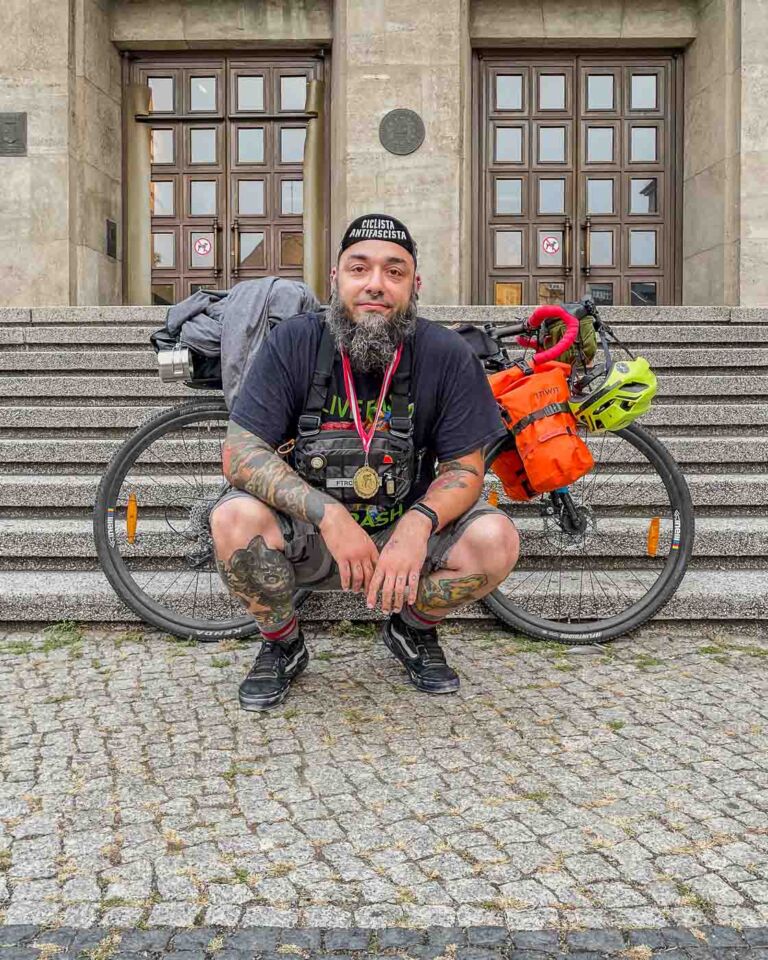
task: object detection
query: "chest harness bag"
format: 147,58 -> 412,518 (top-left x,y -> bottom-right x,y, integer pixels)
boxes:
489,360 -> 594,501
291,324 -> 417,509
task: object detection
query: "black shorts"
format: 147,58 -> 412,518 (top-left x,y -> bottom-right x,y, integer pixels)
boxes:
212,489 -> 511,588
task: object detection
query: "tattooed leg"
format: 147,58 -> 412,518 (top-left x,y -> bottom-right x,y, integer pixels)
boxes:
216,534 -> 296,627
210,495 -> 297,630
412,514 -> 519,621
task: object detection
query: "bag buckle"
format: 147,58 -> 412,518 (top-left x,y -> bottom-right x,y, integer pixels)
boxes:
389,417 -> 413,437
298,415 -> 322,436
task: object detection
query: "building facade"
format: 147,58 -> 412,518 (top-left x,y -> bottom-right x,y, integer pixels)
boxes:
0,0 -> 762,307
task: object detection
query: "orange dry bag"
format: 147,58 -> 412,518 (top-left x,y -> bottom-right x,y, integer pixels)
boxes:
489,362 -> 594,497
488,366 -> 535,501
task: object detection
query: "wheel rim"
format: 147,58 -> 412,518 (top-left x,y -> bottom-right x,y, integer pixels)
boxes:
99,407 -> 256,635
486,425 -> 689,636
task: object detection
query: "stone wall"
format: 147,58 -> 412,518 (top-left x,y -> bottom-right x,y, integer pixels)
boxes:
470,0 -> 698,44
111,0 -> 332,48
71,0 -> 123,304
2,0 -> 767,307
0,0 -> 71,306
682,0 -> 740,305
739,0 -> 768,305
330,0 -> 469,305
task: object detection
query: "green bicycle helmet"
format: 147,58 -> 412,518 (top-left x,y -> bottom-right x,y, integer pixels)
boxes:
570,356 -> 658,432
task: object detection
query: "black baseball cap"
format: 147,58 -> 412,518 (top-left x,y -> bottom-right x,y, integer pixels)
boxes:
338,213 -> 417,265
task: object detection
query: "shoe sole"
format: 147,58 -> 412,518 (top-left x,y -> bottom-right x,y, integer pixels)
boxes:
382,626 -> 460,695
238,649 -> 309,711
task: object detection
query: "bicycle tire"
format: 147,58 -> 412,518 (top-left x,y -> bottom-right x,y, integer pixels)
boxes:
93,398 -> 309,642
482,423 -> 694,644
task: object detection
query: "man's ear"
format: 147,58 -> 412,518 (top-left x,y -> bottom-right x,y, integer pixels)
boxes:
330,265 -> 337,284
414,274 -> 422,295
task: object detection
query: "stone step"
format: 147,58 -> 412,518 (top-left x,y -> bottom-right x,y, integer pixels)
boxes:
0,376 -> 202,399
0,406 -> 170,430
1,322 -> 766,349
0,472 -> 766,509
0,515 -> 761,559
0,567 -> 763,622
0,325 -> 159,347
1,402 -> 763,432
3,346 -> 768,373
0,434 -> 763,466
0,372 -> 764,401
2,305 -> 757,326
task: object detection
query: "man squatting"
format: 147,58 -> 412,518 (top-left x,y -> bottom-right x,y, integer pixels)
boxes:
210,213 -> 520,710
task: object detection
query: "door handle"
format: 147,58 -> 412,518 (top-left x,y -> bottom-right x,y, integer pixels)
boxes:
231,218 -> 241,277
213,218 -> 222,278
564,217 -> 572,275
582,216 -> 592,276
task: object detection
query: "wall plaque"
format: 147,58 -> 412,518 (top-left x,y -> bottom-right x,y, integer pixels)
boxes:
379,109 -> 425,156
0,113 -> 27,156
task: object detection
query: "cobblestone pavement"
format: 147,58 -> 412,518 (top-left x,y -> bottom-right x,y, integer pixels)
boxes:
1,620 -> 767,941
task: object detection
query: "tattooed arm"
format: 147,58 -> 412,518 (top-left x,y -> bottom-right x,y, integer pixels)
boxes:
222,421 -> 337,525
366,448 -> 485,613
418,448 -> 485,532
222,422 -> 380,592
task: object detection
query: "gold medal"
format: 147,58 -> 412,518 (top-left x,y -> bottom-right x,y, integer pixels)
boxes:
353,465 -> 380,499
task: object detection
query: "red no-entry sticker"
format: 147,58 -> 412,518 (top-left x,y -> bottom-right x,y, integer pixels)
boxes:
194,237 -> 212,256
542,235 -> 560,255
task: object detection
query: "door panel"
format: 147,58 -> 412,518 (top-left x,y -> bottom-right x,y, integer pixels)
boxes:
134,54 -> 323,303
476,53 -> 678,305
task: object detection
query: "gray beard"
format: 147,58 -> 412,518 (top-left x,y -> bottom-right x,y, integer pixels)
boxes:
325,288 -> 418,373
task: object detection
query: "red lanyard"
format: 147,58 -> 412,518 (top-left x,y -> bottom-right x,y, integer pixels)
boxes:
340,345 -> 403,457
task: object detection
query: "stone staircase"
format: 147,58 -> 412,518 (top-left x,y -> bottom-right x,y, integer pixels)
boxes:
0,304 -> 766,623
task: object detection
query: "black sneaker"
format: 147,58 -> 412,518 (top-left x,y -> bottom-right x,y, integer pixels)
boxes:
238,633 -> 309,711
382,613 -> 460,694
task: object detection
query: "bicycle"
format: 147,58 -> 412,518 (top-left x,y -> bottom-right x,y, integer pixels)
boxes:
93,300 -> 694,644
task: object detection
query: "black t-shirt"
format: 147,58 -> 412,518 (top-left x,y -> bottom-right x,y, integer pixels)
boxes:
230,312 -> 507,530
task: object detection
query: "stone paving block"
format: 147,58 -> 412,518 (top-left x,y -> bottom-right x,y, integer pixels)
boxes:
0,928 -> 39,947
376,928 -> 425,949
565,930 -> 625,952
324,928 -> 373,951
117,930 -> 173,952
461,928 -> 505,948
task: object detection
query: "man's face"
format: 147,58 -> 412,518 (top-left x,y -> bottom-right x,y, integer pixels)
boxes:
331,239 -> 421,324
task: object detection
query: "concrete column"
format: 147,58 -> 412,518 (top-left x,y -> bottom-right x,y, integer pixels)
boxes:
303,79 -> 329,302
682,0 -> 741,305
738,0 -> 768,305
70,0 -> 123,305
331,0 -> 470,304
123,85 -> 152,305
0,0 -> 71,306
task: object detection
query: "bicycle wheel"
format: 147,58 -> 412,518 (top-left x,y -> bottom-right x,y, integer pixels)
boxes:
482,423 -> 694,643
93,398 -> 308,642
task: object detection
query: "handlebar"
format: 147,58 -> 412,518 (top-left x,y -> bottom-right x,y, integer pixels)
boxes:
523,304 -> 580,364
490,299 -> 594,365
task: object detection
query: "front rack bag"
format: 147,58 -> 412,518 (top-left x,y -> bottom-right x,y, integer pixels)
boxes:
489,361 -> 594,499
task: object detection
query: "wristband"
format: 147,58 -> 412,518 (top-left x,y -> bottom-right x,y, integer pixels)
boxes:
410,502 -> 439,535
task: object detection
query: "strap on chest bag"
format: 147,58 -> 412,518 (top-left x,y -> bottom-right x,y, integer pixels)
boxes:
297,323 -> 414,438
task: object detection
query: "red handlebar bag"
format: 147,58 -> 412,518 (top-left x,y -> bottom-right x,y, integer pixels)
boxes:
490,362 -> 594,496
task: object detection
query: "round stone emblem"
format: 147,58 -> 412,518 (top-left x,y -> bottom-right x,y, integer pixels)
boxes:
379,109 -> 425,156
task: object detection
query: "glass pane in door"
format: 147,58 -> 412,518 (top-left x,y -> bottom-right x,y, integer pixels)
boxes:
148,77 -> 174,113
190,77 -> 217,112
240,232 -> 266,267
190,181 -> 217,216
496,178 -> 523,214
587,75 -> 613,110
539,179 -> 565,214
238,76 -> 264,111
